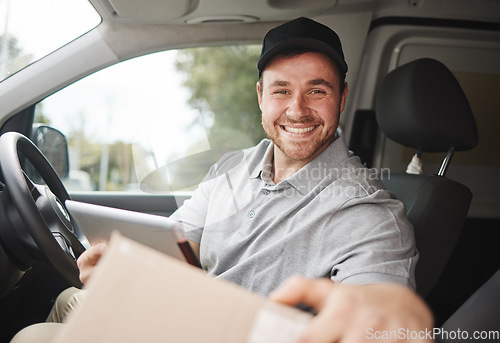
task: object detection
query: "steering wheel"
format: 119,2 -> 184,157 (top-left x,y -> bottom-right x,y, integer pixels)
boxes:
0,131 -> 88,287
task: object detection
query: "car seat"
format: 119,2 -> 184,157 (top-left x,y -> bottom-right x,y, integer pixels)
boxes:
374,58 -> 479,298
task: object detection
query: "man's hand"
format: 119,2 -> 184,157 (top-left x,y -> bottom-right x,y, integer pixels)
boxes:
270,276 -> 434,343
76,243 -> 108,284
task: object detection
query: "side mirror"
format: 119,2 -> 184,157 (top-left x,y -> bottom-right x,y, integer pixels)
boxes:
30,124 -> 70,179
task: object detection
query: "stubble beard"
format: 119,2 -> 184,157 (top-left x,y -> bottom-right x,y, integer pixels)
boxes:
262,119 -> 336,162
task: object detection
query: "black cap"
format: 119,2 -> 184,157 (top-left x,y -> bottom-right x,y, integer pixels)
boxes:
257,17 -> 348,77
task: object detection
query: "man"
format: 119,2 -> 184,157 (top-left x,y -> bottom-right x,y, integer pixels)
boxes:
160,16 -> 417,295
12,17 -> 433,343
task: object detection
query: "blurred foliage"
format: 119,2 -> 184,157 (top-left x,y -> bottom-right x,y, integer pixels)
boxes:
0,34 -> 33,79
65,118 -> 134,191
34,103 -> 51,124
175,45 -> 266,150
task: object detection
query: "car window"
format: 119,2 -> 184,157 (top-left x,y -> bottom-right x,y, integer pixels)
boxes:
0,0 -> 100,82
36,46 -> 266,193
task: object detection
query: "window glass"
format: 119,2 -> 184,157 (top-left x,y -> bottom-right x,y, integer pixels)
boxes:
0,0 -> 100,81
36,46 -> 265,193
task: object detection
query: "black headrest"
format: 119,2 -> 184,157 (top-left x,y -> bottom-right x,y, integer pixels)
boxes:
375,58 -> 478,152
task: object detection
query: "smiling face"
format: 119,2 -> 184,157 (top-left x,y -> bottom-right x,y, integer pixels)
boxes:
257,51 -> 348,170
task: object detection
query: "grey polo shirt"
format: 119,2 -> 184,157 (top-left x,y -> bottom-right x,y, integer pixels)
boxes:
171,138 -> 417,296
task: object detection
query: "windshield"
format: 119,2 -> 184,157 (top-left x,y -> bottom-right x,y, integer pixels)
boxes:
0,0 -> 100,82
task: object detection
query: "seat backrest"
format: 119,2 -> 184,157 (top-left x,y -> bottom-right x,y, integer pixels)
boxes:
375,58 -> 478,297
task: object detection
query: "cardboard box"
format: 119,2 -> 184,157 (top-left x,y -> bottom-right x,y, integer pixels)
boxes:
53,233 -> 312,343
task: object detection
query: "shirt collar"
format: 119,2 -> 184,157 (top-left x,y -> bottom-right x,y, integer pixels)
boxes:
250,137 -> 351,194
250,140 -> 274,182
288,137 -> 350,194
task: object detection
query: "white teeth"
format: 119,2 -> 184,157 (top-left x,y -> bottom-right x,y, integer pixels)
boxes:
283,126 -> 315,134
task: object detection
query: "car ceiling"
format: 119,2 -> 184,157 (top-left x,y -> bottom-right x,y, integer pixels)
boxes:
90,0 -> 374,24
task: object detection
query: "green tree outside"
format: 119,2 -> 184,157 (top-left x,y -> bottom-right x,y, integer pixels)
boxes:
175,45 -> 266,151
160,45 -> 267,191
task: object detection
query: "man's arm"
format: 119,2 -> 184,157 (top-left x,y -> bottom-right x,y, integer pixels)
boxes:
270,276 -> 433,343
77,240 -> 200,284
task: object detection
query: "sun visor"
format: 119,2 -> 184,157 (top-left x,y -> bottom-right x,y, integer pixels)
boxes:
108,0 -> 194,23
